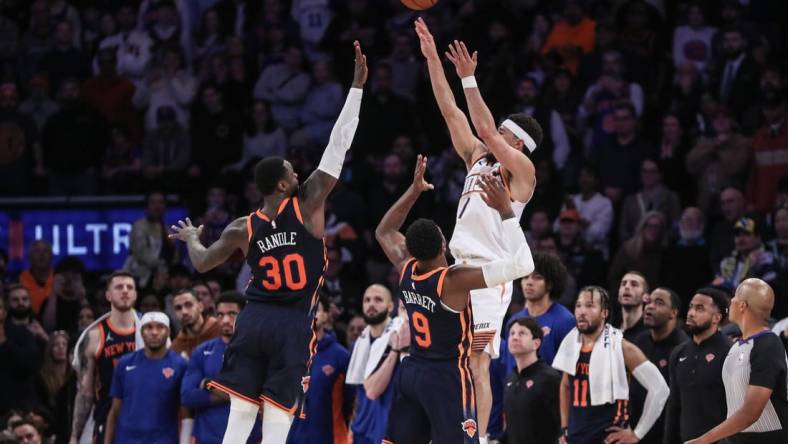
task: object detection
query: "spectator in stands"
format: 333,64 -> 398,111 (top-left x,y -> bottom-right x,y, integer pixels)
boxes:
41,77 -> 109,195
525,208 -> 552,247
37,20 -> 91,92
104,312 -> 189,444
140,106 -> 190,189
170,289 -> 220,359
134,44 -> 196,132
745,71 -> 788,212
35,330 -> 75,443
191,282 -> 215,318
142,0 -> 192,60
629,288 -> 688,444
20,0 -> 54,80
714,217 -> 779,293
101,126 -> 141,193
181,292 -> 260,444
511,77 -> 571,173
124,191 -> 173,288
661,207 -> 713,313
529,158 -> 564,220
77,305 -> 95,334
502,253 -> 576,368
295,60 -> 343,150
224,100 -> 286,173
190,84 -> 243,182
766,206 -> 788,317
656,114 -> 694,204
19,75 -> 60,133
82,48 -> 140,143
672,2 -> 717,74
559,166 -> 613,257
11,420 -> 42,444
554,209 -> 606,288
288,296 -> 352,443
345,315 -> 365,350
0,81 -> 37,195
614,271 -> 651,341
97,3 -> 153,81
619,159 -> 681,242
5,285 -> 49,347
591,102 -> 647,204
41,257 -> 87,334
709,186 -> 748,270
609,211 -> 668,292
686,108 -> 751,215
541,0 -> 595,74
579,51 -> 644,156
193,8 -> 226,64
379,32 -> 420,100
347,284 -> 404,444
253,45 -> 311,132
709,27 -> 760,120
0,293 -> 44,416
19,240 -> 53,315
670,62 -> 705,136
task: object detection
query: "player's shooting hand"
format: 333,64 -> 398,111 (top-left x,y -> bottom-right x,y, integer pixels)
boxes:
604,426 -> 639,444
414,17 -> 439,60
351,41 -> 368,88
479,174 -> 513,219
169,218 -> 203,242
445,40 -> 477,78
411,154 -> 434,194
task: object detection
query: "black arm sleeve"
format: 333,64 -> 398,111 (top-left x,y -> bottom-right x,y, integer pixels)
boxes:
663,347 -> 682,444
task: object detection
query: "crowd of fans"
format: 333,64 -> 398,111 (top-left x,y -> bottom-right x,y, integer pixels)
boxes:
1,0 -> 788,442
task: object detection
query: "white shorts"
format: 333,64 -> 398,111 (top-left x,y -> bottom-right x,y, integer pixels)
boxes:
469,281 -> 512,359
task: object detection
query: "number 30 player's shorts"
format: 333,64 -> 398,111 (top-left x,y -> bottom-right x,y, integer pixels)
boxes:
383,357 -> 479,444
208,301 -> 315,413
469,282 -> 512,359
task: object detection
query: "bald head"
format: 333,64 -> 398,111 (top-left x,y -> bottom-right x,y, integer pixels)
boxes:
735,278 -> 775,322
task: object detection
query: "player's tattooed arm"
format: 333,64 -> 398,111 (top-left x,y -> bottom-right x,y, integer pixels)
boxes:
70,330 -> 98,444
375,155 -> 433,272
169,216 -> 248,273
414,17 -> 483,166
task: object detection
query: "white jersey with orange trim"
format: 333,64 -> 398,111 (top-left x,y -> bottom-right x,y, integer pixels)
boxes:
449,156 -> 527,265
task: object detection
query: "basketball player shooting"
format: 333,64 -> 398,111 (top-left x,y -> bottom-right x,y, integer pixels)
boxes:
169,41 -> 368,444
414,18 -> 542,442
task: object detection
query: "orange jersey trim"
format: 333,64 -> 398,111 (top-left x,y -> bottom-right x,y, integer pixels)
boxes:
410,262 -> 446,281
95,323 -> 106,359
106,318 -> 135,336
399,258 -> 416,283
207,381 -> 261,407
436,268 -> 449,297
246,213 -> 254,241
292,197 -> 304,224
261,395 -> 298,415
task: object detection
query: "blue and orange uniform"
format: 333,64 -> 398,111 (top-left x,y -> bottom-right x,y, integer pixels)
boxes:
567,346 -> 629,444
93,317 -> 136,442
383,259 -> 478,444
286,331 -> 353,444
208,197 -> 326,414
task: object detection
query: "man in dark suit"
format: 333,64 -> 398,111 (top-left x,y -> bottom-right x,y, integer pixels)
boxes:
709,28 -> 760,121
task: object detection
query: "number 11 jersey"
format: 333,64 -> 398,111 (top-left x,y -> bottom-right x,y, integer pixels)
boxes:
246,197 -> 326,312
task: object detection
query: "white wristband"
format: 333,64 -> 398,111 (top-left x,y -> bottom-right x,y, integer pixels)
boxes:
461,76 -> 477,89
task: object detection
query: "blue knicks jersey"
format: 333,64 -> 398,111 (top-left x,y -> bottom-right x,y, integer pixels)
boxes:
399,259 -> 474,361
245,197 -> 326,311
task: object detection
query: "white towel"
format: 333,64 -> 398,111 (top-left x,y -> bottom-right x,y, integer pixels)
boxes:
552,324 -> 629,405
346,316 -> 404,385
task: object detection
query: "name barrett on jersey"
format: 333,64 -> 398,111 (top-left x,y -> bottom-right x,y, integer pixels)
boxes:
256,232 -> 298,254
401,290 -> 437,313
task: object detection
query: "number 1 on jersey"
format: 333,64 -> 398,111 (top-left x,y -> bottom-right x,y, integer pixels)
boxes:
411,312 -> 432,348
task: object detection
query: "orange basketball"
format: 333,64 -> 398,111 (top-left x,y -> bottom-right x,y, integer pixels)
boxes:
400,0 -> 438,11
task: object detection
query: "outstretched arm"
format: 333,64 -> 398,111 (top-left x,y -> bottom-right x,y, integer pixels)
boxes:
70,330 -> 98,444
169,217 -> 248,273
441,176 -> 533,311
414,18 -> 484,167
299,41 -> 368,237
446,41 -> 536,201
375,155 -> 433,272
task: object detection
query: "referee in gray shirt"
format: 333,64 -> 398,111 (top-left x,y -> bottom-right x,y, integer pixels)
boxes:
686,278 -> 788,444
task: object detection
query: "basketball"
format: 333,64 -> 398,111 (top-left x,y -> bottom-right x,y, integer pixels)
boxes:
401,0 -> 438,11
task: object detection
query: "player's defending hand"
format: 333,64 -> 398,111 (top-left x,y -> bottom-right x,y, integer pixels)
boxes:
169,218 -> 204,242
445,40 -> 477,79
479,174 -> 514,220
351,40 -> 368,89
411,154 -> 434,194
605,426 -> 640,444
414,17 -> 439,61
